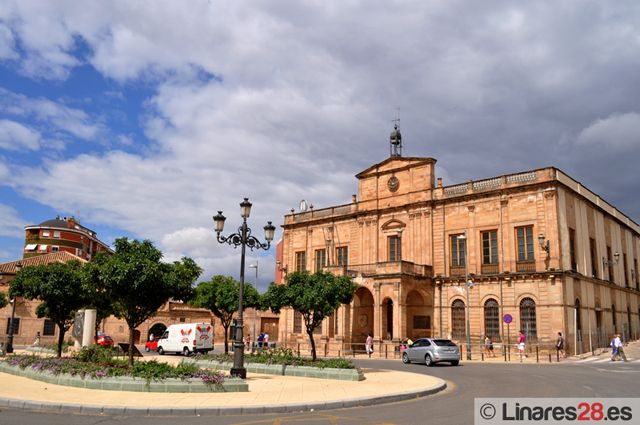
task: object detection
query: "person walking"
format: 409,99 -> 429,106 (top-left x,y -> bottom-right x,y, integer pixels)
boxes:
614,334 -> 628,362
32,331 -> 41,347
484,335 -> 495,357
365,333 -> 373,358
555,332 -> 566,359
610,335 -> 618,361
518,330 -> 527,361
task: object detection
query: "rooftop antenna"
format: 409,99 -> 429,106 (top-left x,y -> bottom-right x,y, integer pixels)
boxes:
389,110 -> 402,157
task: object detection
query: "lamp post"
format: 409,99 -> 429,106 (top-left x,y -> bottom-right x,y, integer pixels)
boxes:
6,261 -> 22,354
457,234 -> 472,360
213,199 -> 275,379
248,261 -> 259,354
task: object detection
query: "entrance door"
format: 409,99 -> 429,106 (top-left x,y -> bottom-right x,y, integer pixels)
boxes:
261,318 -> 279,341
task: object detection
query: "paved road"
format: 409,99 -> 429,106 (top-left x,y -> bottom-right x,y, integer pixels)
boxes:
1,358 -> 638,425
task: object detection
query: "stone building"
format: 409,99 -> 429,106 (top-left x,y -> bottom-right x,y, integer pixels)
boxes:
275,127 -> 640,354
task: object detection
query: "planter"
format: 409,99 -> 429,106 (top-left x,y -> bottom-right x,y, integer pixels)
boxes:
186,359 -> 364,381
0,362 -> 248,393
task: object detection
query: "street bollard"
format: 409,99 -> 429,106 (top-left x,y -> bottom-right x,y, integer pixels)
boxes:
504,345 -> 507,362
481,346 -> 484,361
548,353 -> 552,363
536,346 -> 539,363
385,344 -> 388,359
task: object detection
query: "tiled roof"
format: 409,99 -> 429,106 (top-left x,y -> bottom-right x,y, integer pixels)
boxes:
0,251 -> 87,274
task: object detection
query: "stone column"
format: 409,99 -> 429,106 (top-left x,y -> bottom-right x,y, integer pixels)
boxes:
82,309 -> 97,347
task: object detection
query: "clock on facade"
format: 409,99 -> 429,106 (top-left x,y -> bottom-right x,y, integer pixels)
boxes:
387,176 -> 399,192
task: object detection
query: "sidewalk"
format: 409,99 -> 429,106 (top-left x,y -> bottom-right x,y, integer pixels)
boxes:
0,352 -> 446,416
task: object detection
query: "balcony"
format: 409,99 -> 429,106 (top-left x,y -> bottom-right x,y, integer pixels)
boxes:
450,265 -> 466,276
516,261 -> 536,272
327,261 -> 432,278
481,263 -> 499,275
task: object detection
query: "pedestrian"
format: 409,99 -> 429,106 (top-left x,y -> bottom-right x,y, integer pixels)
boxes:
246,334 -> 251,351
258,332 -> 264,349
484,335 -> 495,357
555,332 -> 566,359
365,333 -> 373,358
264,332 -> 269,349
407,337 -> 413,346
32,331 -> 41,347
518,330 -> 527,360
149,333 -> 154,341
614,334 -> 628,362
610,335 -> 618,361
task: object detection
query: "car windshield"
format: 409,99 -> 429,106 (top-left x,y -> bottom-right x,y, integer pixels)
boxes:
433,339 -> 457,347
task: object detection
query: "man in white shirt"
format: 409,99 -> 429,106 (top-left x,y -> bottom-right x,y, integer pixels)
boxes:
614,334 -> 628,362
264,332 -> 269,349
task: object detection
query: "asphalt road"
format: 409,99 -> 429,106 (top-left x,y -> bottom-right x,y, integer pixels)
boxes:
0,358 -> 638,425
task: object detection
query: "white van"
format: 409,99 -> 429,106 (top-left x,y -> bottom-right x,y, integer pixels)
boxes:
156,323 -> 214,356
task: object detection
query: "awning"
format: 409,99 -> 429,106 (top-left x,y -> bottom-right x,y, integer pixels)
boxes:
25,244 -> 38,250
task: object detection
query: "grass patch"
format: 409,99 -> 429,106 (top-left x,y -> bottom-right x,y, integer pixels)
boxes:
196,347 -> 355,369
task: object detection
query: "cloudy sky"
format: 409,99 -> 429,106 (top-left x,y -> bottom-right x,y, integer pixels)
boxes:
1,1 -> 639,291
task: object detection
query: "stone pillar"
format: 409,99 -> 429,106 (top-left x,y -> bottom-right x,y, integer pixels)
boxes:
374,282 -> 381,341
82,309 -> 97,347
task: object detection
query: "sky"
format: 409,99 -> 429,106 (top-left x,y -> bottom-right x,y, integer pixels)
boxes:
1,1 -> 639,292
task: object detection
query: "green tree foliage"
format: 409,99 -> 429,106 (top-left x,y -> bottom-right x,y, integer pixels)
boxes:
263,271 -> 357,361
9,261 -> 87,357
85,238 -> 202,366
0,291 -> 7,309
191,275 -> 261,354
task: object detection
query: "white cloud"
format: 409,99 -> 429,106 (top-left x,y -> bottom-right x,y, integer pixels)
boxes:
575,112 -> 640,150
0,23 -> 18,60
0,204 -> 27,238
0,119 -> 41,150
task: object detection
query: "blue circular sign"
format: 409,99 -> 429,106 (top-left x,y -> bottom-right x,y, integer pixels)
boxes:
503,314 -> 513,324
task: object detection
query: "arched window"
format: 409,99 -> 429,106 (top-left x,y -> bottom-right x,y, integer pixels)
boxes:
451,299 -> 466,340
484,299 -> 500,338
519,297 -> 537,338
612,304 -> 617,333
575,299 -> 582,341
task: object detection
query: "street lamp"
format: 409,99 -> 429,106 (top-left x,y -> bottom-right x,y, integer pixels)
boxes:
213,199 -> 275,379
457,234 -> 472,360
6,261 -> 22,354
248,261 -> 259,354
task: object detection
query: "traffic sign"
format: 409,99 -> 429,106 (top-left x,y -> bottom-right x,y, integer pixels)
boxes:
503,313 -> 513,324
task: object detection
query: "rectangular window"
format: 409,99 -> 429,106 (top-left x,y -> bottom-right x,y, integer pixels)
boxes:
293,311 -> 302,333
314,249 -> 326,272
450,234 -> 466,266
51,246 -> 60,253
589,238 -> 598,278
623,253 -> 629,287
42,230 -> 50,237
413,315 -> 430,329
43,319 -> 56,336
607,246 -> 614,282
388,236 -> 401,262
516,226 -> 535,262
569,228 -> 577,272
38,245 -> 47,252
295,251 -> 306,272
336,246 -> 348,266
481,230 -> 498,264
53,231 -> 61,238
5,318 -> 20,335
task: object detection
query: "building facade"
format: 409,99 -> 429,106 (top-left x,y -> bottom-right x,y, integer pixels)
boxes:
23,217 -> 111,260
276,133 -> 640,354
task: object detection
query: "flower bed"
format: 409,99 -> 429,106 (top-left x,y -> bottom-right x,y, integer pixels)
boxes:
196,348 -> 356,369
0,351 -> 248,393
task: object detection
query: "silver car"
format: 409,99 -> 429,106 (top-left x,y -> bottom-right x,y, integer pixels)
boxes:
402,338 -> 460,366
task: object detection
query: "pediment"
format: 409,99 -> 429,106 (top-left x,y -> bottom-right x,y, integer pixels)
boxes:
381,219 -> 406,231
356,156 -> 436,179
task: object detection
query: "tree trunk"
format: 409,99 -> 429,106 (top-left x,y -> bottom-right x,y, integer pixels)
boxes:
56,324 -> 66,358
128,325 -> 135,367
307,330 -> 317,361
223,325 -> 229,354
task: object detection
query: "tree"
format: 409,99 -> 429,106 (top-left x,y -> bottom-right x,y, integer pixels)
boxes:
191,275 -> 261,354
263,271 -> 357,361
0,291 -> 7,309
85,238 -> 202,366
10,261 -> 87,357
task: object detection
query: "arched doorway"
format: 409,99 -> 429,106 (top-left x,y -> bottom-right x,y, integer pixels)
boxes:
381,298 -> 393,340
451,299 -> 466,340
405,290 -> 430,339
148,323 -> 167,341
352,287 -> 374,345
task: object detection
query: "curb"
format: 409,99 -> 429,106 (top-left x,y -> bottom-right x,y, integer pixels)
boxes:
0,376 -> 447,416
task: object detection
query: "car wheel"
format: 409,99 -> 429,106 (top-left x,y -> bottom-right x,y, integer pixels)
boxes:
158,346 -> 164,355
183,347 -> 190,357
425,354 -> 433,366
402,352 -> 411,364
450,360 -> 459,366
145,346 -> 150,352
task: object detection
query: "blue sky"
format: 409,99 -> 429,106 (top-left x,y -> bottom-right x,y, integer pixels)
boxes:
1,1 -> 640,291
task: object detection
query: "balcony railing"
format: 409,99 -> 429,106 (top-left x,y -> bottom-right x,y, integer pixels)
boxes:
516,261 -> 536,272
327,261 -> 431,277
481,263 -> 499,275
449,265 -> 466,276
